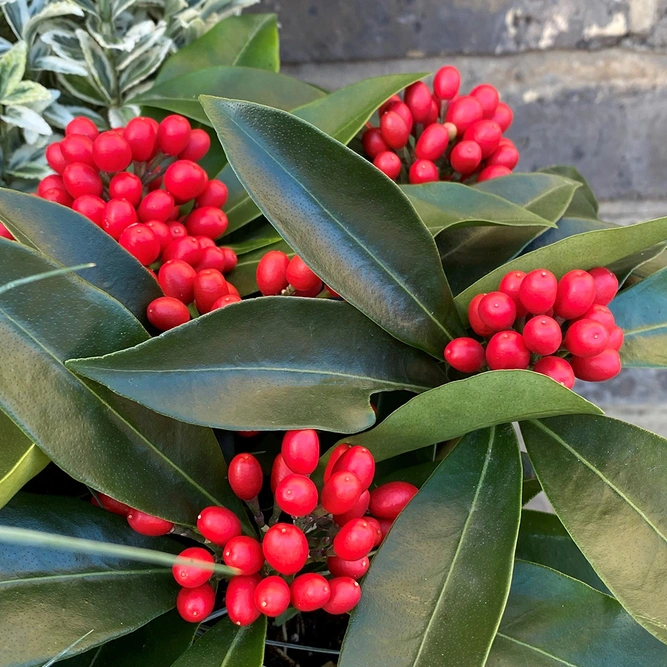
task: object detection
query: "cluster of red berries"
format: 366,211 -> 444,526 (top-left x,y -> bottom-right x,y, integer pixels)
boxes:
444,267 -> 624,387
35,114 -> 241,332
362,65 -> 518,184
254,250 -> 338,298
92,430 -> 418,625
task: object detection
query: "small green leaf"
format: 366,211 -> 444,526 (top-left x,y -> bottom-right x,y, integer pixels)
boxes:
339,425 -> 521,667
224,219 -> 283,255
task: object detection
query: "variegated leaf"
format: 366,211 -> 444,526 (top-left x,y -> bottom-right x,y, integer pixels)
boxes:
1,80 -> 51,106
1,0 -> 28,39
112,0 -> 139,20
1,105 -> 51,135
0,41 -> 27,100
41,30 -> 83,62
33,55 -> 88,76
23,1 -> 84,45
117,23 -> 168,70
59,74 -> 108,106
119,40 -> 171,93
75,29 -> 114,103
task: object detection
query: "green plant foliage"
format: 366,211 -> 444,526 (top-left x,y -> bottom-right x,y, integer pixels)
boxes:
522,415 -> 667,643
340,425 -> 521,667
520,452 -> 541,505
68,298 -> 446,433
225,239 -> 294,296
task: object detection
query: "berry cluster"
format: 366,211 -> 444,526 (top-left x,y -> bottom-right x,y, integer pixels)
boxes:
92,430 -> 418,625
255,250 -> 338,298
362,65 -> 518,184
444,267 -> 624,387
36,114 -> 240,332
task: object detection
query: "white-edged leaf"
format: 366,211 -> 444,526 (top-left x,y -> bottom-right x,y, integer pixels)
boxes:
119,40 -> 171,93
23,1 -> 84,45
1,105 -> 51,134
1,79 -> 51,105
75,28 -> 114,103
34,54 -> 88,75
0,40 -> 27,100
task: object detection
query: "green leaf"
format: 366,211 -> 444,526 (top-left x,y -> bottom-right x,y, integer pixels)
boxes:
516,510 -> 608,592
0,493 -> 178,667
1,80 -> 51,106
0,41 -> 27,101
610,267 -> 667,367
171,617 -> 267,667
224,219 -> 283,255
339,425 -> 522,667
0,239 -> 238,526
221,72 -> 430,235
68,298 -> 446,434
521,451 -> 541,505
156,14 -> 279,83
133,67 -> 324,125
225,239 -> 294,296
456,215 -> 667,321
325,370 -> 601,466
0,188 -> 161,323
539,165 -> 599,213
522,415 -> 667,643
203,98 -> 463,356
487,561 -> 667,666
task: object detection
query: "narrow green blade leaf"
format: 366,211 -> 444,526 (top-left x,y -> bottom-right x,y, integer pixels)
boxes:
203,98 -> 463,355
171,617 -> 266,667
0,189 -> 161,323
0,262 -> 94,295
487,561 -> 667,666
68,298 -> 446,433
224,219 -> 283,255
539,165 -> 599,213
522,415 -> 667,643
339,425 -> 522,667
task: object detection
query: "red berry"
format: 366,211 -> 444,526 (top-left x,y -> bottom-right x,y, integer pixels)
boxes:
327,555 -> 369,580
72,195 -> 106,226
257,250 -> 290,295
93,492 -> 130,516
197,506 -> 242,547
323,444 -> 352,484
103,198 -> 137,239
93,131 -> 132,172
46,143 -> 68,174
362,127 -> 389,158
194,268 -> 228,314
369,482 -> 418,520
608,326 -> 624,351
485,330 -> 531,370
334,490 -> 370,526
477,165 -> 512,182
378,94 -> 401,116
196,179 -> 229,208
270,453 -> 294,493
211,294 -> 242,310
124,117 -> 157,162
450,140 -> 482,176
179,128 -> 211,162
41,187 -> 73,206
177,583 -> 215,623
588,267 -> 619,305
322,577 -> 362,615
467,293 -> 495,336
226,575 -> 261,626
571,348 -> 621,382
409,159 -> 439,184
167,221 -> 188,241
464,120 -> 502,157
173,547 -> 214,588
158,115 -> 192,155
119,223 -> 160,265
580,304 -> 615,331
404,81 -> 432,123
254,575 -> 290,617
533,356 -> 575,389
554,270 -> 596,319
228,453 -> 263,500
425,97 -> 439,125
0,222 -> 13,240
145,220 -> 172,252
60,135 -> 95,167
377,517 -> 394,541
446,96 -> 484,133
185,206 -> 228,239
109,172 -> 143,207
373,151 -> 402,180
262,523 -> 309,575
331,446 -> 375,491
38,174 -> 65,196
478,291 -> 517,331
386,101 -> 414,132
221,247 -> 238,273
126,510 -> 173,536
147,176 -> 163,192
519,269 -> 558,315
492,102 -> 514,131
291,573 -> 331,612
487,144 -> 520,170
198,236 -> 216,249
275,474 -> 318,517
433,66 -> 461,100
194,246 -> 226,273
138,190 -> 175,222
380,110 -> 410,149
164,160 -> 208,203
281,429 -> 320,475
522,316 -> 562,355
564,319 -> 609,358
498,270 -> 527,314
286,255 -> 321,292
223,536 -> 264,575
163,236 -> 202,266
470,84 -> 500,119
333,518 -> 376,560
62,162 -> 103,199
444,337 -> 485,373
66,116 -> 99,141
321,471 -> 363,515
415,123 -> 449,161
158,259 -> 197,303
366,516 -> 383,546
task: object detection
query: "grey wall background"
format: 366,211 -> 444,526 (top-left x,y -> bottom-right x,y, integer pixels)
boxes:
251,0 -> 667,441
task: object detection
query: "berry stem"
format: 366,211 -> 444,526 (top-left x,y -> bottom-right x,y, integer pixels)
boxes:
245,496 -> 265,530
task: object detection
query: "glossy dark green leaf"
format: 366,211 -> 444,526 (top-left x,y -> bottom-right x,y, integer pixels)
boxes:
611,267 -> 667,367
0,188 -> 161,323
487,561 -> 667,666
325,370 -> 600,466
0,493 -> 178,667
521,452 -> 541,505
156,14 -> 279,83
516,510 -> 608,592
225,239 -> 293,296
0,239 -> 238,525
456,215 -> 667,320
203,98 -> 463,355
220,72 -> 430,234
340,425 -> 522,667
171,617 -> 266,667
224,219 -> 283,255
539,165 -> 599,213
68,298 -> 446,433
134,67 -> 324,125
522,415 -> 667,643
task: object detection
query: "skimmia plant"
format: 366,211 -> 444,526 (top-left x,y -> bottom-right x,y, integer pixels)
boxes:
1,18 -> 667,667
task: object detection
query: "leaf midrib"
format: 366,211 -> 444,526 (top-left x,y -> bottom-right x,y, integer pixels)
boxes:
495,633 -> 579,666
232,15 -> 272,67
0,567 -> 169,587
